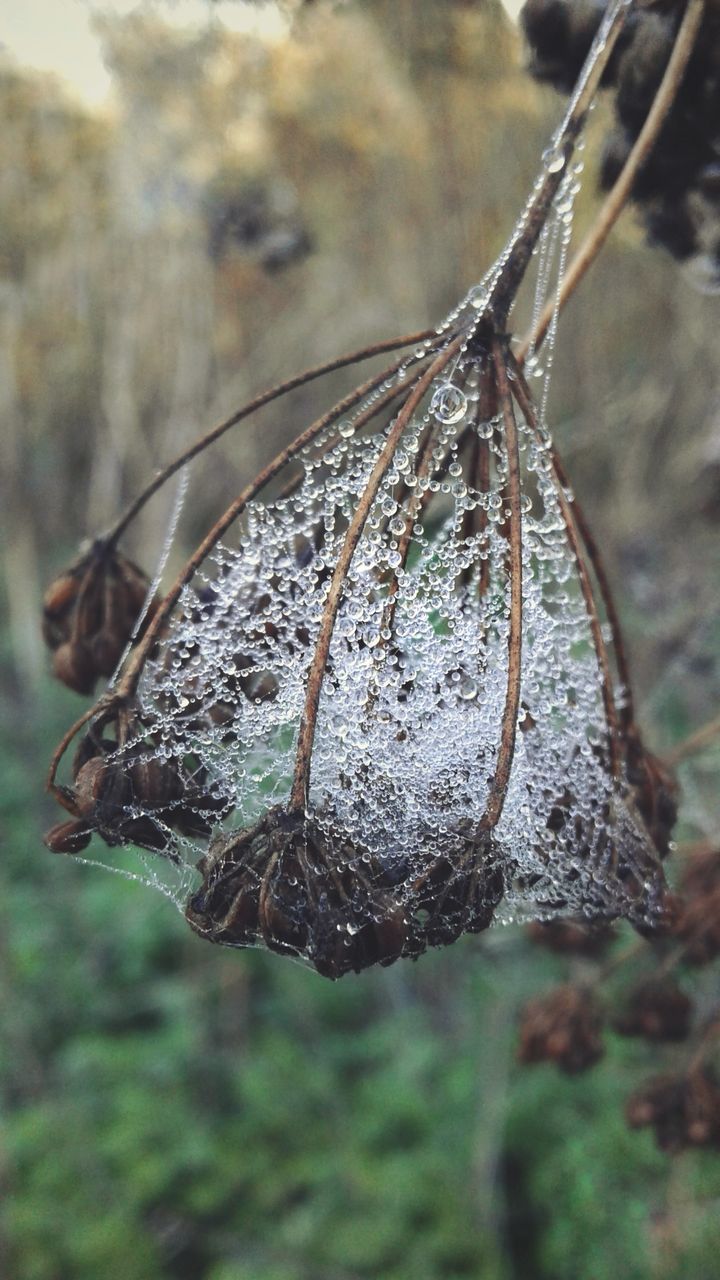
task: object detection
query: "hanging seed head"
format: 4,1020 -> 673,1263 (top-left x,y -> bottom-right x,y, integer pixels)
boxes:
46,324 -> 671,973
47,711 -> 233,858
614,976 -> 693,1042
626,1068 -> 720,1153
42,543 -> 159,694
44,11 -> 672,972
517,983 -> 605,1074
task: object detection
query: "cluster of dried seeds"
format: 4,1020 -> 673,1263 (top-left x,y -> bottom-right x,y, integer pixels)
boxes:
43,543 -> 158,695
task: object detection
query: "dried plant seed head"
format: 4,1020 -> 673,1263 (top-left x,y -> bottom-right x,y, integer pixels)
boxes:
46,322 -> 671,969
614,976 -> 693,1042
42,543 -> 159,694
517,984 -> 605,1074
185,806 -> 418,977
626,1068 -> 720,1153
45,11 -> 673,971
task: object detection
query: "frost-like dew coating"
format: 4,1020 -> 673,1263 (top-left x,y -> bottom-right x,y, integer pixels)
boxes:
46,0 -> 673,973
90,328 -> 667,973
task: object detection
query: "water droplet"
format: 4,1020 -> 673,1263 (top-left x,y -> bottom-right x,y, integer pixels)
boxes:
430,382 -> 468,425
542,145 -> 566,174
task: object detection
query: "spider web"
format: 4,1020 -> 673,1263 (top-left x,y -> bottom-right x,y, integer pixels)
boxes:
70,145 -> 666,963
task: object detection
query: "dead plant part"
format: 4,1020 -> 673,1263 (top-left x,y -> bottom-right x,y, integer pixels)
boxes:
626,1067 -> 720,1152
673,847 -> 720,964
519,0 -> 707,359
43,543 -> 159,694
44,711 -> 234,858
44,1 -> 675,976
521,0 -> 718,292
185,805 -> 504,979
517,983 -> 605,1074
614,976 -> 693,1041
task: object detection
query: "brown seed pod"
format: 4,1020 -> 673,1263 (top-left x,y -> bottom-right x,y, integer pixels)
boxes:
625,729 -> 678,859
51,641 -> 97,696
614,977 -> 693,1043
42,543 -> 159,694
674,888 -> 720,966
185,806 -> 414,976
626,1067 -> 720,1153
61,717 -> 232,857
185,805 -> 504,977
43,819 -> 93,855
671,848 -> 720,964
517,984 -> 605,1074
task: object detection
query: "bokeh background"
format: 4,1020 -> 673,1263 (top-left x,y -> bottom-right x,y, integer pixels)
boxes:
2,2 -> 720,1277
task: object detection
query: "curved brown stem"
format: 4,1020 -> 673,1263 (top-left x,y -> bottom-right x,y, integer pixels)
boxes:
46,354 -> 435,794
289,335 -> 465,812
517,0 -> 705,361
116,351 -> 435,704
105,328 -> 436,548
46,698 -> 113,804
475,339 -> 523,836
507,353 -> 622,776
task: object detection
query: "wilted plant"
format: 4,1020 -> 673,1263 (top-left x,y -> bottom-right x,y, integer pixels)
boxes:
42,0 -> 716,1001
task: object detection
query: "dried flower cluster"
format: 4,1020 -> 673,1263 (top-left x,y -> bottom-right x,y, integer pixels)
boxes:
42,543 -> 158,695
522,0 -> 720,291
41,1 -> 684,979
626,1068 -> 720,1153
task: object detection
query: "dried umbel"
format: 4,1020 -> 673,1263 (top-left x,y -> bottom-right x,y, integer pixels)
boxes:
44,1 -> 675,976
185,806 -> 503,978
626,1067 -> 720,1153
43,542 -> 159,694
614,976 -> 693,1041
517,983 -> 605,1073
45,710 -> 233,859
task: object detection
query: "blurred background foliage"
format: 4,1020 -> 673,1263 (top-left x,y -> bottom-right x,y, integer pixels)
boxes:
1,2 -> 720,1277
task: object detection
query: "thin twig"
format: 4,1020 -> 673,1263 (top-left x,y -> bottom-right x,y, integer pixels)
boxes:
518,0 -> 705,361
475,339 -> 523,835
105,329 -> 436,548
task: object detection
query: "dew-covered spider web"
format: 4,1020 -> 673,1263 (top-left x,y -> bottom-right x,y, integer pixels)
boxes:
62,133 -> 670,975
